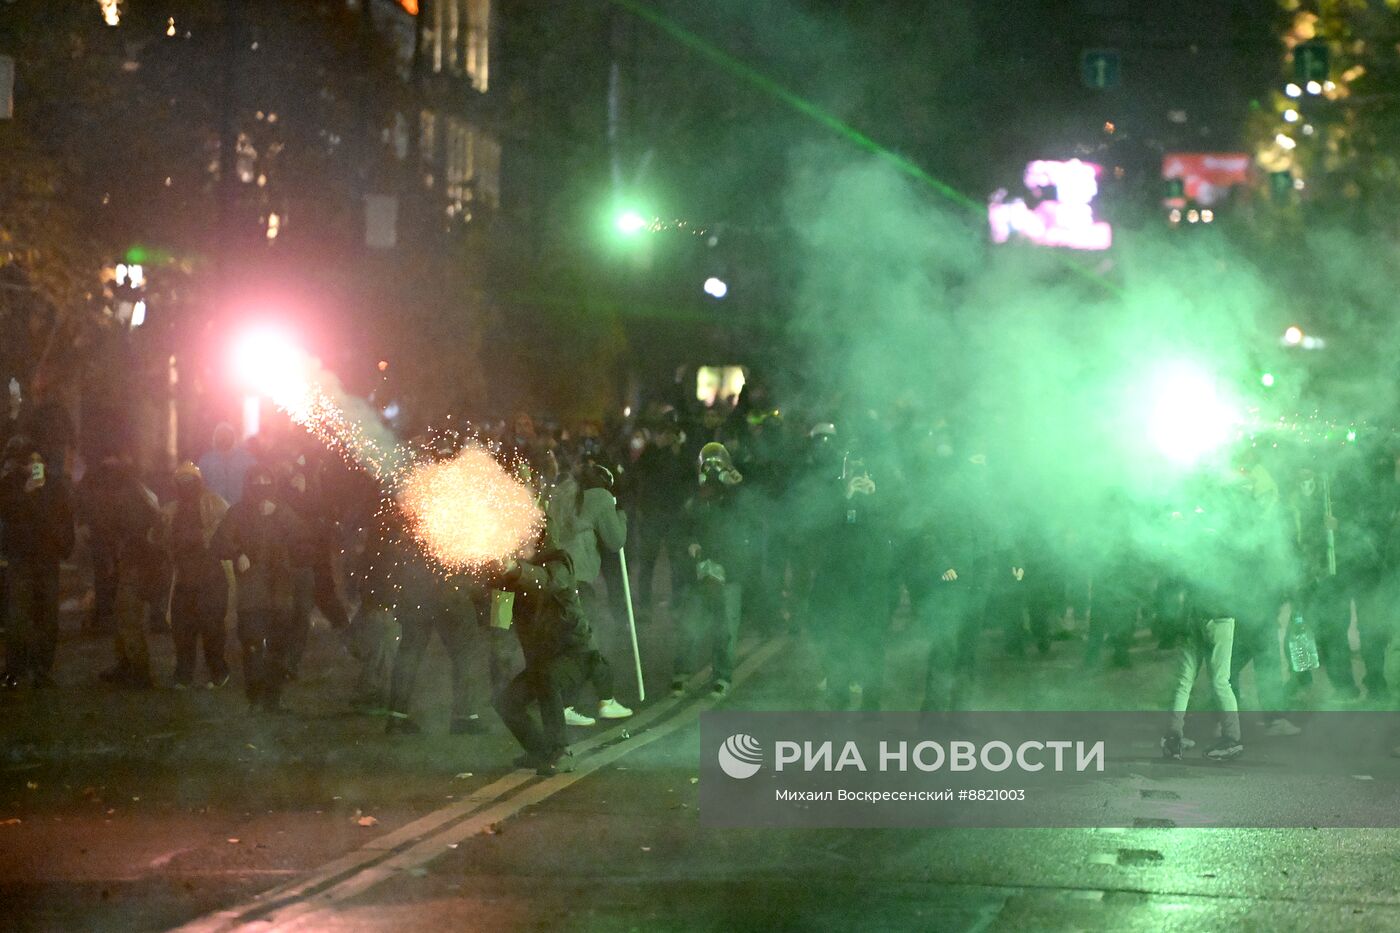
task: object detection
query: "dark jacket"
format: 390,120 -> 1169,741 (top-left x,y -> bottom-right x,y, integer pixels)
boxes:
162,488 -> 229,590
681,481 -> 749,582
501,547 -> 592,663
212,498 -> 309,615
632,443 -> 689,516
0,468 -> 75,566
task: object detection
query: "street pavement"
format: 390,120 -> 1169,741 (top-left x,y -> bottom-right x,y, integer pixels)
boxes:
4,588 -> 1400,932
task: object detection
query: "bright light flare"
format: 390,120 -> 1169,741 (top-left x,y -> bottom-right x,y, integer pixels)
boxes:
1284,325 -> 1304,345
232,326 -> 311,413
398,446 -> 544,572
615,209 -> 648,236
1147,363 -> 1238,466
703,276 -> 728,299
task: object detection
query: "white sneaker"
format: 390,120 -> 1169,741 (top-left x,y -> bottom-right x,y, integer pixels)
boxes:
564,706 -> 596,727
1264,718 -> 1302,737
597,698 -> 633,720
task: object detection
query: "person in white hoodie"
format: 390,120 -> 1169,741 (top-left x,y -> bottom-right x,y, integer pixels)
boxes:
545,460 -> 633,726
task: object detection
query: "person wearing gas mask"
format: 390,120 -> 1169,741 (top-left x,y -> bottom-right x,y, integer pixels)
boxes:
808,444 -> 892,711
670,442 -> 749,699
162,462 -> 234,688
212,466 -> 310,712
0,436 -> 75,688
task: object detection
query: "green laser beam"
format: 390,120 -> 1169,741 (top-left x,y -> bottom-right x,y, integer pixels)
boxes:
608,0 -> 1123,297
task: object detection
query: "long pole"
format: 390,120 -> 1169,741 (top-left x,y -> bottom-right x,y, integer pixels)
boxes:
1323,473 -> 1337,577
618,546 -> 645,701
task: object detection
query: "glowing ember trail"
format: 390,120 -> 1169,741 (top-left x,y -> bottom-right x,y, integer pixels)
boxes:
396,446 -> 545,572
232,327 -> 405,480
232,328 -> 539,569
279,383 -> 405,482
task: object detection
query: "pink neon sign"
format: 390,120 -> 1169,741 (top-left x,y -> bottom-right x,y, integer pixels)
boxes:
988,159 -> 1113,251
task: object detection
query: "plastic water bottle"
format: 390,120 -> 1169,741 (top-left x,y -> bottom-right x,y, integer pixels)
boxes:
1287,613 -> 1320,673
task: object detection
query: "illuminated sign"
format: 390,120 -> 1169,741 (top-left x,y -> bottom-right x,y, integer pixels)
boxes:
1161,153 -> 1250,207
696,366 -> 746,407
988,159 -> 1112,251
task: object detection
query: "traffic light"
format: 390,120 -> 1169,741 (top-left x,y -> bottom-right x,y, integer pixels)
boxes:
1294,42 -> 1329,84
1081,50 -> 1120,89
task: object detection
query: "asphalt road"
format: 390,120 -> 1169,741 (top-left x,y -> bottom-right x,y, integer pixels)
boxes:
4,592 -> 1400,932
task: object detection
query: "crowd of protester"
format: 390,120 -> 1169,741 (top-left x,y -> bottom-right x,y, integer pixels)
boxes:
3,380 -> 1400,772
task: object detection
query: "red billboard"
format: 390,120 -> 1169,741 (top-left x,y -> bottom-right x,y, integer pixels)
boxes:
1162,153 -> 1251,207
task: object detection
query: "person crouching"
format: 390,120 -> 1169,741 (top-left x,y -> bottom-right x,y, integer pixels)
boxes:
494,539 -> 595,775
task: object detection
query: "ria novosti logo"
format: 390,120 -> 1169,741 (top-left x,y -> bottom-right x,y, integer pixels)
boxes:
718,733 -> 763,779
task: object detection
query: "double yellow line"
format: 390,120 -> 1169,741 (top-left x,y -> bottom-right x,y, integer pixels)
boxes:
172,637 -> 788,932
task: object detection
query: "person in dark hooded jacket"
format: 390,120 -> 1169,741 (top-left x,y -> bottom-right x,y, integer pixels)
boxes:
495,540 -> 596,775
162,462 -> 234,688
382,519 -> 487,737
1,436 -> 75,688
77,453 -> 162,688
670,442 -> 750,699
920,451 -> 1013,712
212,465 -> 309,711
806,445 -> 892,711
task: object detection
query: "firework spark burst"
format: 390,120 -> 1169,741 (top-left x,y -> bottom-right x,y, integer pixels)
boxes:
396,445 -> 544,572
281,382 -> 406,482
235,330 -> 538,571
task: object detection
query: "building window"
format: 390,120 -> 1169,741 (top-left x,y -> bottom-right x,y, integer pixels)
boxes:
420,109 -> 438,164
465,0 -> 489,91
428,0 -> 487,91
446,0 -> 459,72
444,117 -> 500,213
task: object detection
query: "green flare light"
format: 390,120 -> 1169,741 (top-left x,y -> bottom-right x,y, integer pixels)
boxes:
615,209 -> 648,236
1148,363 -> 1238,466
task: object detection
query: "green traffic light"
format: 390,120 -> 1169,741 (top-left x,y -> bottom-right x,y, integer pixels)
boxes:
124,244 -> 173,265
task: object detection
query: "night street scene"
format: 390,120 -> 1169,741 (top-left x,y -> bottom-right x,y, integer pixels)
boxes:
8,1 -> 1400,931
